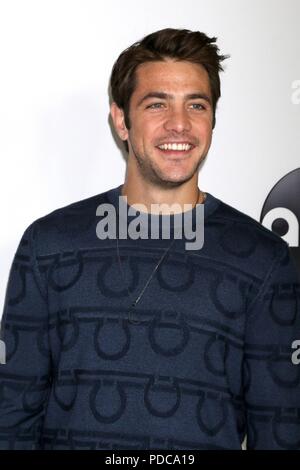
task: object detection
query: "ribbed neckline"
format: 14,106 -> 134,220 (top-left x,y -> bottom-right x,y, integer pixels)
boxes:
106,183 -> 220,231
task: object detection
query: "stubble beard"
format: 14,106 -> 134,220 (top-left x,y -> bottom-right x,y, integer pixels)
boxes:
129,141 -> 205,190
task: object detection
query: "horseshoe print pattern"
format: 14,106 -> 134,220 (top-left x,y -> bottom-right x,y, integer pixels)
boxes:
0,186 -> 299,449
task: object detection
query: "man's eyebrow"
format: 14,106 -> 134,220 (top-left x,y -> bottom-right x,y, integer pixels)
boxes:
137,92 -> 212,106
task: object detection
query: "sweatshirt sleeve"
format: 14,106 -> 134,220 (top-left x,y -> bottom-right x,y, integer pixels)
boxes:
243,241 -> 300,449
0,222 -> 52,449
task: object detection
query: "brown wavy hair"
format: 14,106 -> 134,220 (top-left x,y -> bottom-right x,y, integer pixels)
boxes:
110,28 -> 229,152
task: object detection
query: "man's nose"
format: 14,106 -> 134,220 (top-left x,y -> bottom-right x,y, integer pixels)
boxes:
163,106 -> 192,133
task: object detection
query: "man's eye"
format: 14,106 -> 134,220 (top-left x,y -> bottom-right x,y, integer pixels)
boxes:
146,103 -> 164,109
190,103 -> 205,110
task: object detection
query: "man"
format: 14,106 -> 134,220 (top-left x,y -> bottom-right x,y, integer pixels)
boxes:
0,28 -> 299,450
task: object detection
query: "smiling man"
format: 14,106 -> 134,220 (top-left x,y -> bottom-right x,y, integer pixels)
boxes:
110,59 -> 213,204
0,28 -> 300,450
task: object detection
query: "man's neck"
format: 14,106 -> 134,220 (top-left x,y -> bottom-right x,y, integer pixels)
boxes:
121,179 -> 204,215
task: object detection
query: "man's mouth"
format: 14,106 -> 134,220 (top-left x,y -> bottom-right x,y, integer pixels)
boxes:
156,142 -> 194,153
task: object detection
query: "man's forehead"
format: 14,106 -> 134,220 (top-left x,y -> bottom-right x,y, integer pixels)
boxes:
136,61 -> 209,91
136,59 -> 208,77
133,60 -> 211,98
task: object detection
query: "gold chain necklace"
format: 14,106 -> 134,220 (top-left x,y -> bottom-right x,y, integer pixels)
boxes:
116,188 -> 206,324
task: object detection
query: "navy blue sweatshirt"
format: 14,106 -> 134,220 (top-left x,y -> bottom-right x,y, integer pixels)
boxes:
0,184 -> 299,450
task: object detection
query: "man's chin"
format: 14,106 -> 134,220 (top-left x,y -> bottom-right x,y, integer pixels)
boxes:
158,165 -> 198,183
152,171 -> 195,187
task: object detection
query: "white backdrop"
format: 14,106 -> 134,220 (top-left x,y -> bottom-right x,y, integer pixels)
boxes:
0,0 -> 299,315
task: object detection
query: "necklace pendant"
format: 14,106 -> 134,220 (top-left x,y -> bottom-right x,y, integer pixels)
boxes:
128,309 -> 141,325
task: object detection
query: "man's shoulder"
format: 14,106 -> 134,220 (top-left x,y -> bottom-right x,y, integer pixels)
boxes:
36,188 -> 112,224
211,195 -> 283,245
206,194 -> 288,269
26,187 -> 117,254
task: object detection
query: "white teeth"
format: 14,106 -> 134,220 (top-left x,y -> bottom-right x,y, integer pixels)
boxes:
158,143 -> 192,151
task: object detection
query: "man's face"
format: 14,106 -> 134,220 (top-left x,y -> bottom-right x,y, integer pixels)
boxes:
124,59 -> 214,188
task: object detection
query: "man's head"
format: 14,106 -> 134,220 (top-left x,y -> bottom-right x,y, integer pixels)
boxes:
110,28 -> 229,188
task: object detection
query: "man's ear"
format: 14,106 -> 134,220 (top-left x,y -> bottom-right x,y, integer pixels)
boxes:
110,102 -> 129,141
